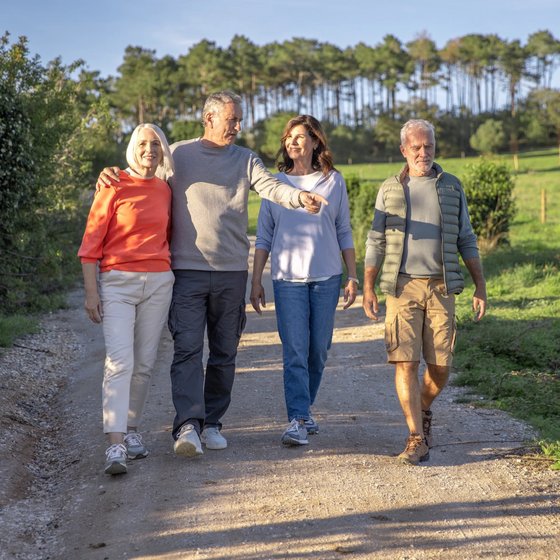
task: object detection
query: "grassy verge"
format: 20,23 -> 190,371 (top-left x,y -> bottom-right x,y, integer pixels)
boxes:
0,315 -> 39,349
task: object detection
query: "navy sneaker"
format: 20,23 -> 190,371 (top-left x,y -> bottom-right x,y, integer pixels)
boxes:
304,416 -> 319,435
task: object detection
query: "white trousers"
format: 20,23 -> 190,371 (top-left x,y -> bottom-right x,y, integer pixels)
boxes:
99,270 -> 174,433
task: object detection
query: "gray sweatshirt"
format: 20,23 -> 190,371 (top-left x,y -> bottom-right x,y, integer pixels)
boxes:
168,139 -> 301,271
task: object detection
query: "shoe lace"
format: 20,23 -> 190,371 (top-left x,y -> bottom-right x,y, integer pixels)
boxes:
124,432 -> 143,447
178,423 -> 194,437
106,443 -> 126,460
289,418 -> 306,433
404,434 -> 424,453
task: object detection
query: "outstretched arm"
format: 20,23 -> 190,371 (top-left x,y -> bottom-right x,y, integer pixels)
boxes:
298,191 -> 329,214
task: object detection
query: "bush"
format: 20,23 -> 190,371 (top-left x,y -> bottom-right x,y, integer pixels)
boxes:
461,160 -> 516,251
470,119 -> 506,154
344,175 -> 379,262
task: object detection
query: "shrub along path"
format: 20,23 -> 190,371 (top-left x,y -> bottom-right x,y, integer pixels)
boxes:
1,249 -> 559,559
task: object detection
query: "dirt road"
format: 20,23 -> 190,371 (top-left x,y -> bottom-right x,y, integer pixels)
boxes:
1,252 -> 559,560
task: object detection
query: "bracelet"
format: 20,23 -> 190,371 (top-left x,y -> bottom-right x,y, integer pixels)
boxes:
298,191 -> 305,208
347,277 -> 359,286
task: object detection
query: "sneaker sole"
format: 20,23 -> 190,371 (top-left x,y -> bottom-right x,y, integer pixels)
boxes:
105,461 -> 127,475
127,450 -> 149,460
281,436 -> 309,446
202,441 -> 227,450
174,440 -> 203,457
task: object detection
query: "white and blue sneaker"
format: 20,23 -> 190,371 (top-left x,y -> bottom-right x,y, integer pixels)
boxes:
124,432 -> 149,459
281,419 -> 309,446
104,443 -> 127,475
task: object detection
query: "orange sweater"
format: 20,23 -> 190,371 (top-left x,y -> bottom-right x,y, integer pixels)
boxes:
78,171 -> 172,273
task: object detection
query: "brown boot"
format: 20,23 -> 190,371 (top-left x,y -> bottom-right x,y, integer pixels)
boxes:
398,433 -> 429,465
422,409 -> 433,448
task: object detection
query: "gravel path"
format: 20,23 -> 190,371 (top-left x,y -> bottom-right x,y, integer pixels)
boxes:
1,253 -> 558,560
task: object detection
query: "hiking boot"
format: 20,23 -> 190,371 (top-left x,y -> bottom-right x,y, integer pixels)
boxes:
201,426 -> 228,450
104,443 -> 128,475
174,423 -> 203,457
422,409 -> 433,448
304,416 -> 319,435
398,433 -> 429,465
281,419 -> 309,446
124,432 -> 149,459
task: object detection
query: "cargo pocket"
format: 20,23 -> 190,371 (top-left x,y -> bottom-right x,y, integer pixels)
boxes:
385,315 -> 399,353
450,315 -> 458,354
237,303 -> 247,338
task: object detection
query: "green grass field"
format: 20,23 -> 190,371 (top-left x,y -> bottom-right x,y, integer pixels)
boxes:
249,148 -> 560,464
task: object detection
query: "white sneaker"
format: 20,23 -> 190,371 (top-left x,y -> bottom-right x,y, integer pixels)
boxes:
104,443 -> 127,475
174,423 -> 203,457
201,426 -> 227,450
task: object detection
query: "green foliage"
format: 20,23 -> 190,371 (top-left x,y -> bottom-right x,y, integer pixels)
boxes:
344,175 -> 379,262
470,119 -> 506,154
253,111 -> 296,164
169,120 -> 203,144
329,125 -> 376,164
0,315 -> 38,347
0,33 -> 119,314
540,441 -> 560,470
461,159 -> 516,250
454,257 -> 560,442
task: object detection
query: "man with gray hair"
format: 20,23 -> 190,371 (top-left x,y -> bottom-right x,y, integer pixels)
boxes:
362,119 -> 487,465
97,91 -> 326,458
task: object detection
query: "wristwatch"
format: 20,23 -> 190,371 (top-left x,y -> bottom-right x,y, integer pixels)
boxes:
347,277 -> 359,286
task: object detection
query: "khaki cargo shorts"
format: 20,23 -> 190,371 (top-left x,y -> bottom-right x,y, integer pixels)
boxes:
384,275 -> 457,366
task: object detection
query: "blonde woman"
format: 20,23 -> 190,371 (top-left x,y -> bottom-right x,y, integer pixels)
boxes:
78,124 -> 174,475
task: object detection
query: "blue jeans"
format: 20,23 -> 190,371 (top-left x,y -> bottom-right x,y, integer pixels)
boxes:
273,275 -> 341,422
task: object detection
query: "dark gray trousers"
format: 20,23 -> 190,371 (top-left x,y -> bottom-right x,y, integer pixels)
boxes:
168,270 -> 247,439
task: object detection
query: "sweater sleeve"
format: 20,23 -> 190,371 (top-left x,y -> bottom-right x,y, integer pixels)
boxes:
77,187 -> 117,263
255,199 -> 275,253
364,186 -> 387,269
334,173 -> 354,250
249,155 -> 301,209
457,188 -> 480,261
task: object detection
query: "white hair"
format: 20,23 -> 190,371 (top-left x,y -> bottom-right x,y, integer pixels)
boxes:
126,123 -> 174,181
400,119 -> 436,146
202,90 -> 242,125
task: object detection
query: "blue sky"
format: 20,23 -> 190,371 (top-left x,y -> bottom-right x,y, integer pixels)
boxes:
3,0 -> 560,77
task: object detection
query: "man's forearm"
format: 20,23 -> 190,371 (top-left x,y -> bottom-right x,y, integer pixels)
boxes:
464,257 -> 486,290
363,266 -> 380,292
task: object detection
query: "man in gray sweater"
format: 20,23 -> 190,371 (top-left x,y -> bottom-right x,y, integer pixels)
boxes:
98,91 -> 326,458
362,119 -> 487,465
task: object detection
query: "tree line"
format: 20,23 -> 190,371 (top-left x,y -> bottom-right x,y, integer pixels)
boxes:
102,31 -> 560,160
